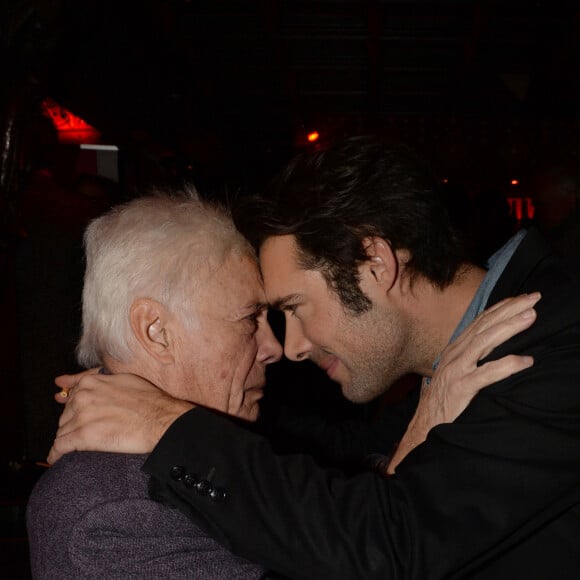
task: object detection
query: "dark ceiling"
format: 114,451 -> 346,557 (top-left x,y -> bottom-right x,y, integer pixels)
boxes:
3,0 -> 580,184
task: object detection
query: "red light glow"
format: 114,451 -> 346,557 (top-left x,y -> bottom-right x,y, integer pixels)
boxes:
307,131 -> 320,143
507,197 -> 535,221
511,179 -> 519,186
42,98 -> 100,144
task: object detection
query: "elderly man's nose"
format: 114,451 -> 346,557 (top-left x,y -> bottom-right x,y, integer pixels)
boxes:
258,321 -> 283,364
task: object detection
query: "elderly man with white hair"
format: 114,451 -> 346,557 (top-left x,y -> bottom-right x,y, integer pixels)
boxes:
27,190 -> 282,578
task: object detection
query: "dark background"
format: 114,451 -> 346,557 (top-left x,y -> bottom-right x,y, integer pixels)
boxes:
1,1 -> 579,576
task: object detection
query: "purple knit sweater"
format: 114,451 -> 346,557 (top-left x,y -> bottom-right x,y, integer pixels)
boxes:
26,451 -> 265,579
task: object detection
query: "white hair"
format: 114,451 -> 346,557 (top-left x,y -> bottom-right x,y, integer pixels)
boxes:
77,186 -> 255,368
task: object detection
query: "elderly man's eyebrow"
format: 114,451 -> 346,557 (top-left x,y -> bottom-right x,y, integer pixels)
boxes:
242,301 -> 268,314
271,294 -> 302,311
234,302 -> 267,322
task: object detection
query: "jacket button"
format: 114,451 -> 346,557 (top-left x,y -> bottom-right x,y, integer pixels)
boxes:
196,479 -> 212,496
209,487 -> 226,502
169,466 -> 185,481
183,473 -> 199,488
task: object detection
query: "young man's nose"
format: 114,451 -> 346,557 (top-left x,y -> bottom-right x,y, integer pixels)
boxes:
283,318 -> 312,362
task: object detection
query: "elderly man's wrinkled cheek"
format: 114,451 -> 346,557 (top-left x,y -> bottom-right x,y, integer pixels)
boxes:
227,361 -> 266,421
235,388 -> 264,422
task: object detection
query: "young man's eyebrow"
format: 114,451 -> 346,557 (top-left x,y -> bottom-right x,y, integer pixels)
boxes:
271,294 -> 302,310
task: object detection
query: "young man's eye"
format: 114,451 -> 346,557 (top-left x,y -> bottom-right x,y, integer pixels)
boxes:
285,305 -> 298,317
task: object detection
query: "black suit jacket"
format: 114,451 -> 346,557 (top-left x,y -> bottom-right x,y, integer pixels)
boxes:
144,229 -> 580,579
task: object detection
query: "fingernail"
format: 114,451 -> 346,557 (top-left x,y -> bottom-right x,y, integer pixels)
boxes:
522,355 -> 534,366
528,291 -> 541,302
520,308 -> 536,319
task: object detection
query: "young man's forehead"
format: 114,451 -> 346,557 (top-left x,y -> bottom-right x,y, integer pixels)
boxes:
259,235 -> 300,268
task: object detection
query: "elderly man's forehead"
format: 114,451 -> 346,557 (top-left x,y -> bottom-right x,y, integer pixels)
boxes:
191,250 -> 265,316
215,250 -> 264,290
203,245 -> 259,274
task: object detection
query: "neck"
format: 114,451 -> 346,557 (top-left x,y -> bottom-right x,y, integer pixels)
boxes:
103,354 -> 165,390
404,263 -> 487,376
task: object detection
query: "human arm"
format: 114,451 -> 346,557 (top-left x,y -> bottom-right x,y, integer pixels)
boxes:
387,292 -> 538,473
255,377 -> 420,470
27,452 -> 265,580
68,498 -> 265,579
48,373 -> 194,463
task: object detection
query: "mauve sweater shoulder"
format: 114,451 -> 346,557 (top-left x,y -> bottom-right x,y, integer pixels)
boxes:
27,451 -> 265,579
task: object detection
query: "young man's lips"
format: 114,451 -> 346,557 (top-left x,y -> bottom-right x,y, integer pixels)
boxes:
320,357 -> 339,377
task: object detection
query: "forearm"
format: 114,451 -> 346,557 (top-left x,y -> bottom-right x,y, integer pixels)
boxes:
256,390 -> 417,470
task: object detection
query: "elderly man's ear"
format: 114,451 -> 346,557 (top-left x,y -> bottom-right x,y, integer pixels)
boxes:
130,299 -> 175,364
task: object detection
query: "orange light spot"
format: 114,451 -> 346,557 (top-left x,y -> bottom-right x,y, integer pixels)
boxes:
511,179 -> 519,186
307,131 -> 319,143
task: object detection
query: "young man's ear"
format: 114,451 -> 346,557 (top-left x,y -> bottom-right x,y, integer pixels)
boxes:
130,299 -> 174,364
359,236 -> 400,292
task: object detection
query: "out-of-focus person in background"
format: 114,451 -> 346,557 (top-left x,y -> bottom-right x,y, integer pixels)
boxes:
532,161 -> 580,264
